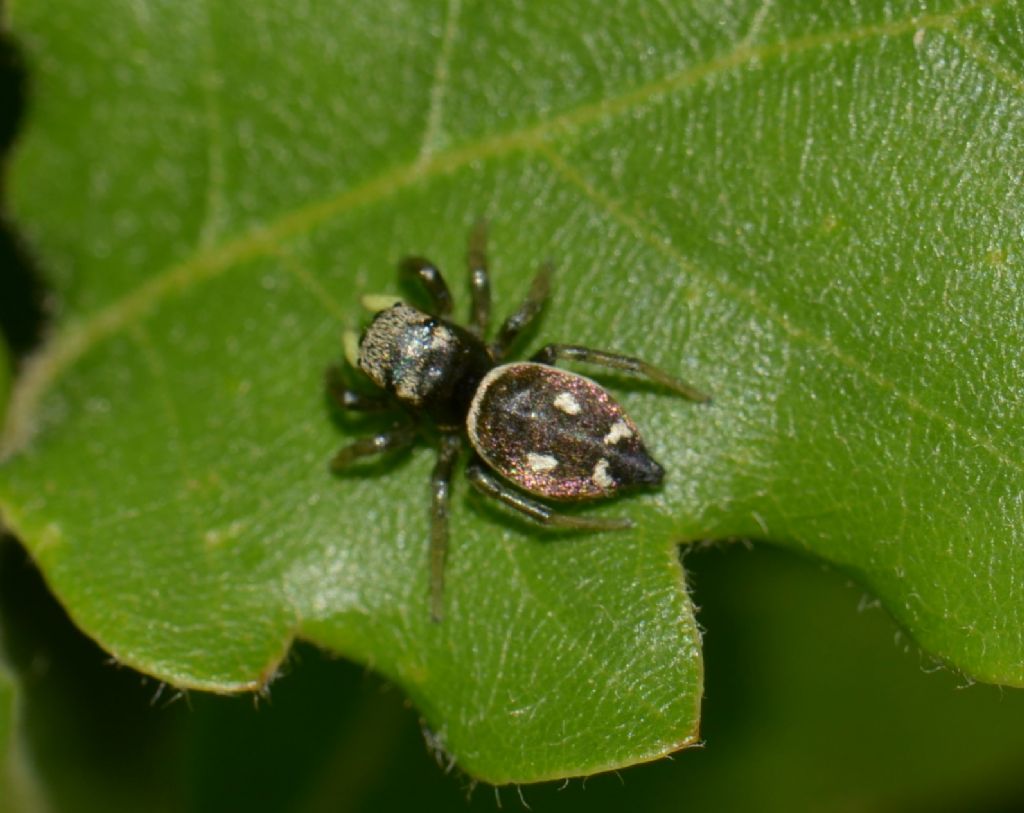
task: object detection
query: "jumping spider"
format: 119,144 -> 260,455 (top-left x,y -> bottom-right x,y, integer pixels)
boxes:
327,223 -> 709,621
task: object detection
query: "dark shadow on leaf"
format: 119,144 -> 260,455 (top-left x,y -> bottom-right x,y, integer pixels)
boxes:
462,479 -> 642,543
327,444 -> 417,480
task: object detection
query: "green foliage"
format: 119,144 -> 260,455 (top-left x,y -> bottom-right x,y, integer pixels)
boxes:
1,0 -> 1022,784
5,543 -> 1024,811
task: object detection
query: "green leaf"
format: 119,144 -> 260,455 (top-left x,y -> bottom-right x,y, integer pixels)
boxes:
7,544 -> 1024,813
1,0 -> 1022,783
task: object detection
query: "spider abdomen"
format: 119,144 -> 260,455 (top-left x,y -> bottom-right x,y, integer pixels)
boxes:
466,362 -> 664,500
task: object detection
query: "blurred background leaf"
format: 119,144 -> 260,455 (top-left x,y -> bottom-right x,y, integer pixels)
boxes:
0,339 -> 8,429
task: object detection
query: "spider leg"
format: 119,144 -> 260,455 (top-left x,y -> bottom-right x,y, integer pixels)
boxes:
530,344 -> 711,403
329,424 -> 417,471
466,458 -> 632,531
490,261 -> 552,360
325,364 -> 392,412
429,433 -> 462,622
467,220 -> 491,338
399,256 -> 453,317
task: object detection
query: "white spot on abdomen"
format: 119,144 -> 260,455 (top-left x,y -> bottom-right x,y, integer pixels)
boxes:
592,458 -> 614,489
603,419 -> 633,445
553,391 -> 581,415
526,452 -> 559,473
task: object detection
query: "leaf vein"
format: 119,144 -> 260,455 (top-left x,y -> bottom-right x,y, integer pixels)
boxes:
419,0 -> 462,163
738,0 -> 775,49
129,325 -> 201,534
274,246 -> 348,321
1,0 -> 1003,456
492,533 -> 678,732
536,145 -> 1024,477
198,0 -> 227,247
950,27 -> 1024,99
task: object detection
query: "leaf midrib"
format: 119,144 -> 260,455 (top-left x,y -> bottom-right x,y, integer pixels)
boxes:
0,0 -> 1004,463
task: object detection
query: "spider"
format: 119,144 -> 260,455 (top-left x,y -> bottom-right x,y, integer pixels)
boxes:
327,223 -> 709,621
